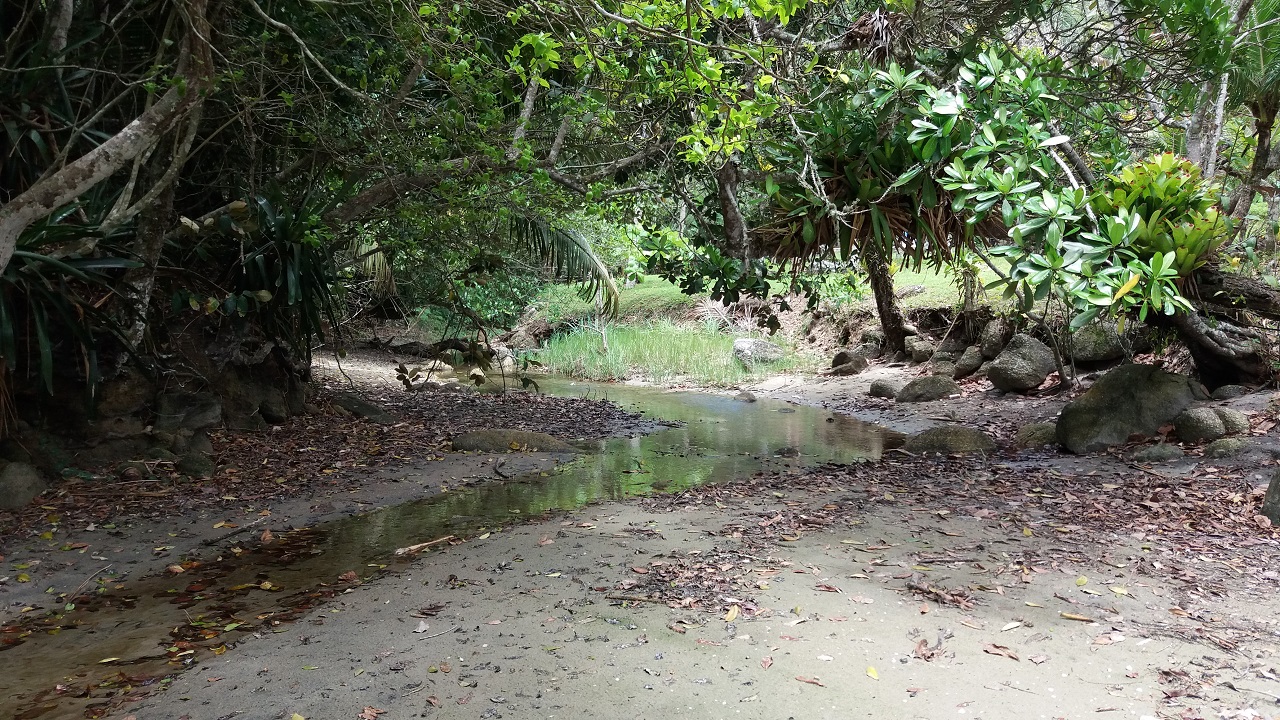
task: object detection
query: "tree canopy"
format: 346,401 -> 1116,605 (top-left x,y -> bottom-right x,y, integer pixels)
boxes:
2,0 -> 1279,411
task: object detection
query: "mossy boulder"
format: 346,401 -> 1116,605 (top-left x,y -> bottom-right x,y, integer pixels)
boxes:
868,379 -> 904,399
1057,364 -> 1204,454
1014,423 -> 1058,449
953,346 -> 985,380
1069,322 -> 1125,363
451,429 -> 579,453
904,337 -> 935,363
0,462 -> 48,510
895,376 -> 960,403
904,426 -> 996,454
1215,408 -> 1250,435
1210,385 -> 1248,400
1132,443 -> 1184,463
1204,437 -> 1248,459
987,334 -> 1056,392
1174,407 -> 1226,443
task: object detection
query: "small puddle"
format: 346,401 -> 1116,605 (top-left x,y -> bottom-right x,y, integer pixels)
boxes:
0,379 -> 901,719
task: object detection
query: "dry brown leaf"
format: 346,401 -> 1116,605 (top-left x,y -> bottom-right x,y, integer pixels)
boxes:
982,643 -> 1019,661
761,656 -> 773,670
795,676 -> 825,687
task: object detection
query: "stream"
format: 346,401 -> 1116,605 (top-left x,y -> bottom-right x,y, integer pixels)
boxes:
1,379 -> 901,719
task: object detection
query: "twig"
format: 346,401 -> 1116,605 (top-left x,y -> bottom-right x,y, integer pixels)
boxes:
394,535 -> 455,556
67,564 -> 114,600
605,594 -> 669,604
417,625 -> 459,640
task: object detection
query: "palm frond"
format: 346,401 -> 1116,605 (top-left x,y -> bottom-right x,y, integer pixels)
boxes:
510,216 -> 620,317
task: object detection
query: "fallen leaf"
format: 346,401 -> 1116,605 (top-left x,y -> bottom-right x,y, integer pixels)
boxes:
866,666 -> 879,680
1028,654 -> 1049,665
1001,621 -> 1022,632
982,643 -> 1019,661
260,529 -> 274,544
724,605 -> 739,622
413,620 -> 430,633
338,570 -> 359,583
761,656 -> 773,670
1076,576 -> 1088,586
795,676 -> 825,687
632,567 -> 649,574
357,708 -> 386,720
1059,612 -> 1093,622
1109,586 -> 1128,596
538,536 -> 554,546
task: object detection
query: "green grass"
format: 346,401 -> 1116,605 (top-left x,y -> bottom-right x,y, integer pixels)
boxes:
886,265 -> 1005,309
535,319 -> 811,386
536,276 -> 703,324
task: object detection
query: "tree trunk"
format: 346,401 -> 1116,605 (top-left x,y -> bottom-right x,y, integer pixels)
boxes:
0,0 -> 212,276
862,243 -> 907,353
118,162 -> 178,352
1260,189 -> 1280,255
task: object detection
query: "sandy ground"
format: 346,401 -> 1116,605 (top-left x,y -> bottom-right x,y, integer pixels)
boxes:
5,353 -> 1279,720
129,460 -> 1280,720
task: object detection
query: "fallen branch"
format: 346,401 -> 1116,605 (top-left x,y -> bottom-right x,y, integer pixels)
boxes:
394,535 -> 455,556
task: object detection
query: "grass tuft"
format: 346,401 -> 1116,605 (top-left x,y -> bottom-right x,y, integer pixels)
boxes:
535,320 -> 810,386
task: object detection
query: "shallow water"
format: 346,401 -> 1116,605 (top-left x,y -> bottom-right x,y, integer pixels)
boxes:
0,378 -> 899,719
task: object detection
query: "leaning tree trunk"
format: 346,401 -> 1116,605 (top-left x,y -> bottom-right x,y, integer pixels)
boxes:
862,243 -> 908,354
1156,263 -> 1280,388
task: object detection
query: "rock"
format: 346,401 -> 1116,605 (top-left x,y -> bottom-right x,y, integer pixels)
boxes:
451,429 -> 579,453
896,375 -> 961,403
890,350 -> 908,363
953,346 -> 985,380
904,336 -> 935,363
330,392 -> 396,425
987,334 -> 1056,392
896,284 -> 927,298
1057,364 -> 1204,453
831,356 -> 869,376
1262,470 -> 1280,526
927,361 -> 956,378
187,431 -> 213,455
1204,437 -> 1248,459
467,367 -> 487,385
735,390 -> 757,403
146,447 -> 180,462
1210,384 -> 1248,400
177,452 -> 217,478
860,328 -> 885,346
1014,422 -> 1058,449
904,425 -> 996,454
831,349 -> 858,368
1174,407 -> 1226,443
154,392 -> 223,431
853,342 -> 883,359
1133,443 -> 1185,463
0,462 -> 47,510
259,388 -> 290,424
1069,322 -> 1125,363
732,338 -> 785,367
902,323 -> 919,336
1214,408 -> 1250,435
868,379 -> 904,399
979,317 -> 1013,359
502,318 -> 554,350
96,367 -> 156,417
930,351 -> 957,363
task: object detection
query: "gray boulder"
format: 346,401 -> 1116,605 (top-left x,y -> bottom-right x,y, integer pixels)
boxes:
1069,323 -> 1125,363
904,426 -> 995,454
831,357 -> 869,376
831,349 -> 868,369
868,379 -> 904,399
1057,364 -> 1205,453
1262,469 -> 1280,526
1175,407 -> 1226,443
1014,422 -> 1058,449
896,375 -> 961,403
987,334 -> 1056,392
154,392 -> 223,431
980,317 -> 1013,359
1204,437 -> 1248,459
331,392 -> 396,425
1215,408 -> 1250,435
0,462 -> 48,510
1210,384 -> 1248,400
953,346 -> 985,380
853,342 -> 883,359
927,360 -> 956,378
178,452 -> 217,478
732,338 -> 785,366
860,328 -> 886,346
1133,443 -> 1184,463
904,337 -> 935,363
735,390 -> 757,402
